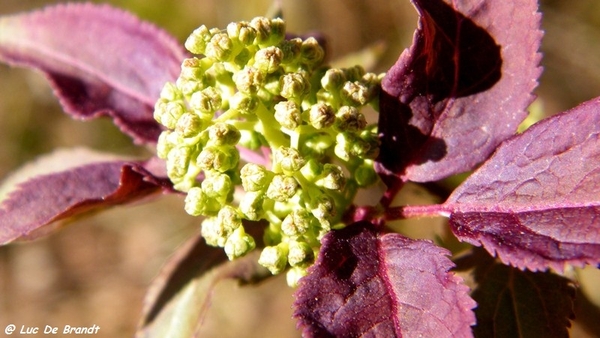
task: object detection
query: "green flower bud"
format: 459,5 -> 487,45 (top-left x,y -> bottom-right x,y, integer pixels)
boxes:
341,81 -> 372,106
185,187 -> 220,216
274,101 -> 302,130
229,92 -> 259,115
310,194 -> 336,228
232,48 -> 252,71
344,65 -> 366,82
335,106 -> 367,132
334,132 -> 371,161
287,240 -> 314,267
227,21 -> 257,46
175,112 -> 203,138
308,102 -> 335,129
205,32 -> 235,61
217,205 -> 243,234
207,122 -> 241,146
315,164 -> 346,190
240,163 -> 272,192
238,130 -> 265,150
359,129 -> 380,159
266,174 -> 298,202
286,266 -> 308,287
200,217 -> 221,247
355,161 -> 378,187
321,68 -> 346,92
280,72 -> 310,101
258,244 -> 289,275
179,57 -> 211,82
300,37 -> 325,68
200,171 -> 233,205
159,82 -> 183,101
185,25 -> 212,54
254,46 -> 283,74
281,209 -> 312,237
154,99 -> 186,130
166,146 -> 194,181
278,38 -> 302,65
275,146 -> 305,174
197,145 -> 239,172
239,191 -> 265,220
250,17 -> 285,47
233,66 -> 265,94
156,131 -> 174,159
225,226 -> 256,260
189,87 -> 222,117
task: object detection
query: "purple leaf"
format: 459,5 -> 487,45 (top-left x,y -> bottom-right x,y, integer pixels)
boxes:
377,0 -> 542,183
0,148 -> 172,244
459,249 -> 575,338
294,221 -> 475,338
0,3 -> 187,144
444,97 -> 600,271
137,234 -> 268,338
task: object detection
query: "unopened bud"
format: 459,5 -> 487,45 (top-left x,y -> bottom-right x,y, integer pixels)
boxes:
233,66 -> 265,94
185,25 -> 212,54
316,164 -> 346,190
175,112 -> 203,138
274,101 -> 302,130
275,146 -> 305,174
258,244 -> 289,274
225,226 -> 256,259
200,171 -> 234,205
278,38 -> 302,65
321,68 -> 346,92
266,174 -> 298,202
281,209 -> 312,237
189,87 -> 223,116
227,21 -> 257,46
300,37 -> 325,69
240,163 -> 272,192
251,17 -> 285,47
207,123 -> 241,146
280,72 -> 310,101
185,187 -> 220,216
239,191 -> 265,220
308,102 -> 335,129
205,32 -> 235,61
230,92 -> 259,115
197,145 -> 239,172
287,240 -> 314,267
341,81 -> 372,106
335,106 -> 367,132
255,46 -> 283,74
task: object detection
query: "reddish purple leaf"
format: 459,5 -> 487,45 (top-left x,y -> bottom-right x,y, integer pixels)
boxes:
457,249 -> 575,338
0,3 -> 187,144
294,221 -> 475,338
0,149 -> 172,244
377,0 -> 542,183
444,97 -> 600,271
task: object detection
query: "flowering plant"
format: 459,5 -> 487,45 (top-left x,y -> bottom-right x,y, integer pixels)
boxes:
0,0 -> 599,336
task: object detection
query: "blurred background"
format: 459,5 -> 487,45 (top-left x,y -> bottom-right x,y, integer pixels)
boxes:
0,0 -> 599,337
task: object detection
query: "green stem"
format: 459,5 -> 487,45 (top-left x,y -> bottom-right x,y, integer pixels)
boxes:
254,102 -> 289,149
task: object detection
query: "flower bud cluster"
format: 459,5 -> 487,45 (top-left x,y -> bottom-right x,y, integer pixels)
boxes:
154,16 -> 383,286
